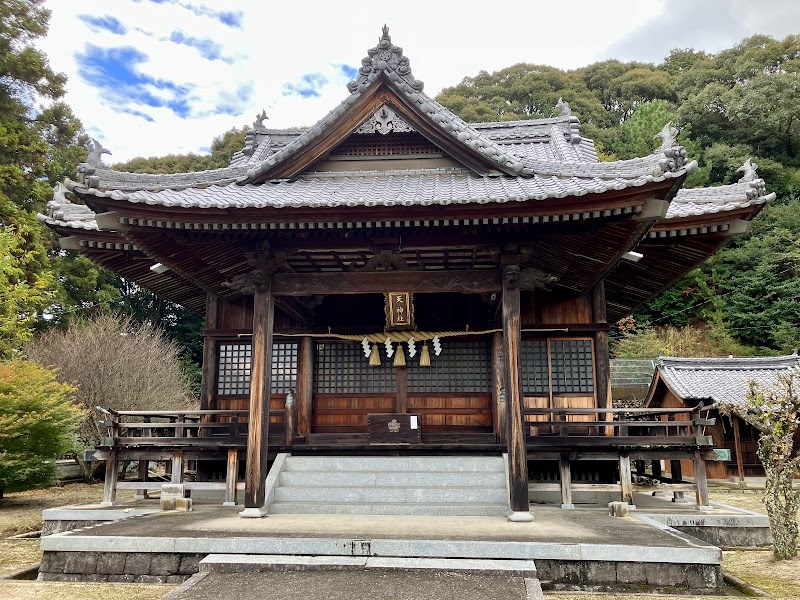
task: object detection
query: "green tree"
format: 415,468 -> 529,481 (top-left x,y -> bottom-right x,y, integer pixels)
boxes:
0,221 -> 55,358
113,127 -> 247,173
0,360 -> 81,496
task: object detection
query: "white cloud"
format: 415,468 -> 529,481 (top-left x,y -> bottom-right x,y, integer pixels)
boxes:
37,0 -> 798,162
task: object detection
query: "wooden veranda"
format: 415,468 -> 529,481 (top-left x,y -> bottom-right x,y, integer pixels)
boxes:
96,402 -> 718,510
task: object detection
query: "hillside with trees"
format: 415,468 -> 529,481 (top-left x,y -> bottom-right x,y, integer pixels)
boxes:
436,34 -> 800,357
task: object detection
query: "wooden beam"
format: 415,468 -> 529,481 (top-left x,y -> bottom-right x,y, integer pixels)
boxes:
502,265 -> 531,519
296,337 -> 313,441
271,270 -> 502,296
243,283 -> 275,514
492,332 -> 506,445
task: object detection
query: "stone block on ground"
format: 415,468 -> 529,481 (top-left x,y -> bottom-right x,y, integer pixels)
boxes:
175,497 -> 193,512
615,561 -> 646,584
64,551 -> 97,574
178,553 -> 202,575
608,501 -> 629,517
151,552 -> 182,575
124,552 -> 153,575
96,552 -> 127,575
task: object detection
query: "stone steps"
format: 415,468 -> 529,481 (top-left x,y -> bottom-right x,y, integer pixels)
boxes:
269,455 -> 508,516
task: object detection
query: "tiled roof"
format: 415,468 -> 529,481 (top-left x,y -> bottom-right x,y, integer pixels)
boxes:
36,183 -> 97,230
64,166 -> 688,211
652,354 -> 800,408
665,179 -> 774,219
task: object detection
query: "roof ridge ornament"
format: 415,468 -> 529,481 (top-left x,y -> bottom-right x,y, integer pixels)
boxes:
347,25 -> 424,94
86,138 -> 111,166
554,97 -> 571,117
737,157 -> 759,182
654,122 -> 679,151
253,109 -> 268,129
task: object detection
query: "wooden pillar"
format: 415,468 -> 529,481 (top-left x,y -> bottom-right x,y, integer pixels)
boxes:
284,392 -> 295,447
592,282 -> 611,437
135,460 -> 149,500
671,459 -> 687,503
559,453 -> 574,509
395,365 -> 408,414
502,265 -> 532,520
732,417 -> 746,487
224,448 -> 238,506
296,336 -> 313,441
101,450 -> 118,506
171,449 -> 183,485
694,449 -> 711,509
243,283 -> 275,515
492,331 -> 507,444
619,454 -> 633,505
200,293 -> 219,411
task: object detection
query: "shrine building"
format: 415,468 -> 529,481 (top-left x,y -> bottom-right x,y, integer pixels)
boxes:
40,28 -> 774,519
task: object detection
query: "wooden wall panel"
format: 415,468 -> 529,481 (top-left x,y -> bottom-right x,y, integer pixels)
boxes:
312,394 -> 395,431
216,296 -> 253,330
408,393 -> 492,429
538,293 -> 593,325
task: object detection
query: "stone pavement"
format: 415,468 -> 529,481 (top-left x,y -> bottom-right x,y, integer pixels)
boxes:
165,570 -> 542,600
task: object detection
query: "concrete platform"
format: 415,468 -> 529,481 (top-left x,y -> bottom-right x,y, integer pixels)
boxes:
38,496 -> 730,592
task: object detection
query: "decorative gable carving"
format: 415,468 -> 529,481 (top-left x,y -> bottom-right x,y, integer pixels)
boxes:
347,26 -> 424,94
356,105 -> 415,135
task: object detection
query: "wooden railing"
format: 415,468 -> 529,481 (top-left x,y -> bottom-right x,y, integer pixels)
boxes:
523,405 -> 716,447
96,403 -> 292,449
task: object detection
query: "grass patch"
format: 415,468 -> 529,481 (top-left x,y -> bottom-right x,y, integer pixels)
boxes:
0,482 -> 133,538
723,550 -> 800,598
709,490 -> 768,514
0,581 -> 171,599
0,540 -> 42,576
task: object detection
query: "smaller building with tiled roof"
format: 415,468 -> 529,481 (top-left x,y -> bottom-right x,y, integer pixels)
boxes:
646,354 -> 800,480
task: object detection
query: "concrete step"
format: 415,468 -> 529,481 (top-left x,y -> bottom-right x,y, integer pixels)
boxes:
268,501 -> 508,516
199,554 -> 537,577
283,456 -> 504,473
274,485 -> 507,504
279,470 -> 506,488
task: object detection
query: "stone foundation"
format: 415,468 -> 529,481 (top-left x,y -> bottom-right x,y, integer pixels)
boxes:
536,559 -> 722,593
38,551 -> 202,583
39,551 -> 722,592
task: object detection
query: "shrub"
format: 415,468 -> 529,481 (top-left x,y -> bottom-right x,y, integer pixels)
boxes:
0,360 -> 81,496
26,314 -> 196,479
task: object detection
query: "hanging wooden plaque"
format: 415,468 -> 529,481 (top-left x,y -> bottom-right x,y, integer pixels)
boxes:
384,292 -> 415,331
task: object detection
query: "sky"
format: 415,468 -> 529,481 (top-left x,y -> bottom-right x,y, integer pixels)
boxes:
38,0 -> 800,163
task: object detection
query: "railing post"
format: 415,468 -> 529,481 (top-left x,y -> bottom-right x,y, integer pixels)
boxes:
284,390 -> 295,447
